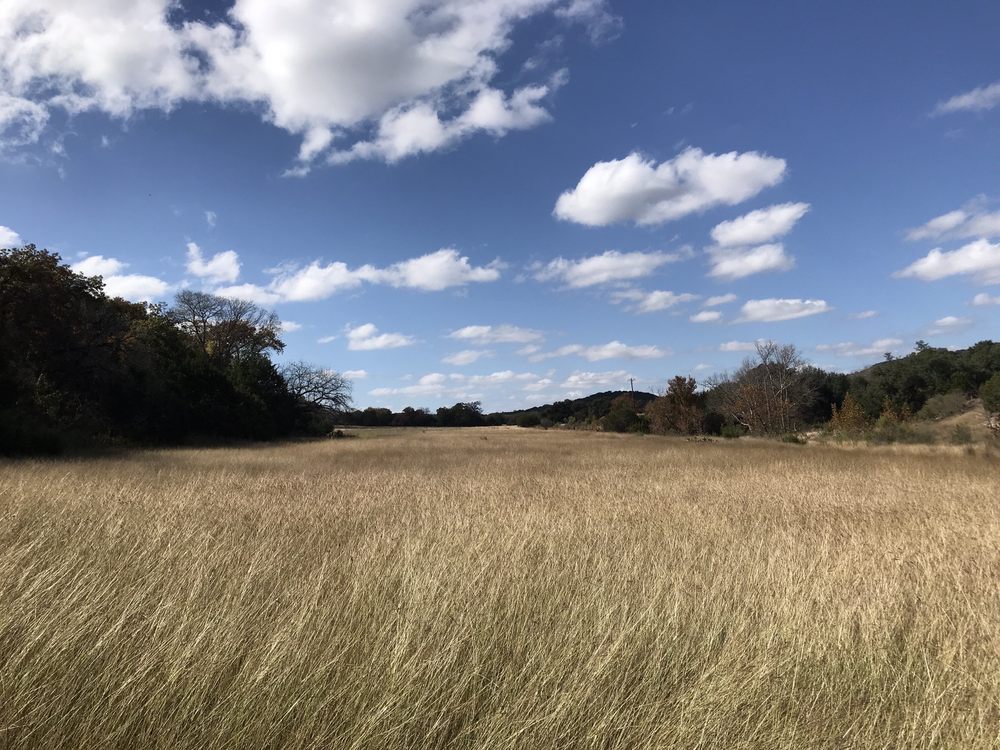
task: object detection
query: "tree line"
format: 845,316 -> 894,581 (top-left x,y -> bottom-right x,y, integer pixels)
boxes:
1,246 -> 351,453
3,245 -> 999,453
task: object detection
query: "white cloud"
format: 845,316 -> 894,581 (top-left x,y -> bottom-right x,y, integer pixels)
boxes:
927,316 -> 972,336
704,293 -> 737,307
0,93 -> 49,150
0,225 -> 22,247
523,378 -> 553,392
279,320 -> 302,333
737,298 -> 831,322
907,200 -> 1000,241
533,249 -> 685,288
610,288 -> 698,314
327,76 -> 564,165
934,81 -> 1000,115
553,148 -> 786,227
370,369 -> 538,398
554,0 -> 623,42
0,1 -> 602,168
374,249 -> 503,291
448,324 -> 544,345
186,242 -> 240,284
317,335 -> 338,344
850,310 -> 879,320
72,254 -> 126,277
443,349 -> 493,366
213,283 -> 282,306
895,239 -> 1000,284
269,248 -> 501,301
343,369 -> 368,380
719,341 -> 759,352
707,243 -> 794,280
560,370 -> 631,389
690,310 -> 721,323
103,274 -> 171,303
531,341 -> 667,362
972,292 -> 1000,306
204,210 -> 217,228
70,254 -> 171,302
710,202 -> 810,247
346,323 -> 415,351
816,338 -> 903,357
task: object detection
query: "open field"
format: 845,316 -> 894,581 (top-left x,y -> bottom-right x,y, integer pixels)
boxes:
1,429 -> 998,749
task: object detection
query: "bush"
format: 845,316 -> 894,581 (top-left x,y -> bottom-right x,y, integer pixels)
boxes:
780,433 -> 806,445
868,422 -> 936,445
981,373 -> 1000,413
515,412 -> 541,428
917,391 -> 967,421
720,425 -> 744,439
950,425 -> 974,445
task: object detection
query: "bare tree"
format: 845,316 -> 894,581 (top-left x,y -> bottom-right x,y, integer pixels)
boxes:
706,341 -> 814,434
280,362 -> 353,412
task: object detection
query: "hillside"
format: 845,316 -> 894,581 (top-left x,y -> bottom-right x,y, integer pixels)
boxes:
493,390 -> 658,425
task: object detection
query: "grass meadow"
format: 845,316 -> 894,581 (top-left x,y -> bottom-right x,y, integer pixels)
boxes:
1,428 -> 998,749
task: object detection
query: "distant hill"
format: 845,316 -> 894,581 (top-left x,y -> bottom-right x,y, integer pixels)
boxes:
492,390 -> 657,425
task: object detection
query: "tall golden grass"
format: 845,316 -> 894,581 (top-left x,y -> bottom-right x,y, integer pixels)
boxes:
1,429 -> 998,749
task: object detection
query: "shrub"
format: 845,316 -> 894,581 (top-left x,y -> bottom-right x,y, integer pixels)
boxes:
917,391 -> 967,421
981,373 -> 1000,413
515,412 -> 541,428
950,425 -> 974,445
720,424 -> 744,439
781,433 -> 806,445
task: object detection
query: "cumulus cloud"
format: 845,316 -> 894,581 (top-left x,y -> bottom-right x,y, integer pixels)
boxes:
268,248 -> 501,301
972,292 -> 1000,306
533,249 -> 686,288
346,323 -> 415,351
443,349 -> 493,366
707,243 -> 794,280
816,338 -> 904,358
70,254 -> 171,302
610,288 -> 698,314
894,239 -> 1000,285
704,293 -> 737,307
710,203 -> 810,247
560,370 -> 631,389
186,242 -> 240,284
927,316 -> 972,336
72,254 -> 125,277
279,320 -> 302,333
530,341 -> 667,362
719,340 -> 759,352
0,1 -> 605,168
0,224 -> 22,247
907,200 -> 1000,241
553,148 -> 786,227
448,324 -> 544,345
690,310 -> 721,323
342,369 -> 368,380
204,210 -> 217,228
934,81 -> 1000,115
737,298 -> 831,323
103,274 -> 172,303
213,283 -> 283,306
370,370 -> 538,398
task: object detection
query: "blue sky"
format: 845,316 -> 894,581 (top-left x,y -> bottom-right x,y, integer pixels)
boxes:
2,0 -> 999,411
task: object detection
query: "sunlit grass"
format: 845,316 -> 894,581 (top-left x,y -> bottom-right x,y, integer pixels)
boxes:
1,429 -> 998,749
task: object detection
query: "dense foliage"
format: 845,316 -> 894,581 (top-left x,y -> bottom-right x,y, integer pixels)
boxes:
0,246 -> 348,453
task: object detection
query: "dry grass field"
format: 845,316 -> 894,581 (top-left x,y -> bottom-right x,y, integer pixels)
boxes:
1,429 -> 998,749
